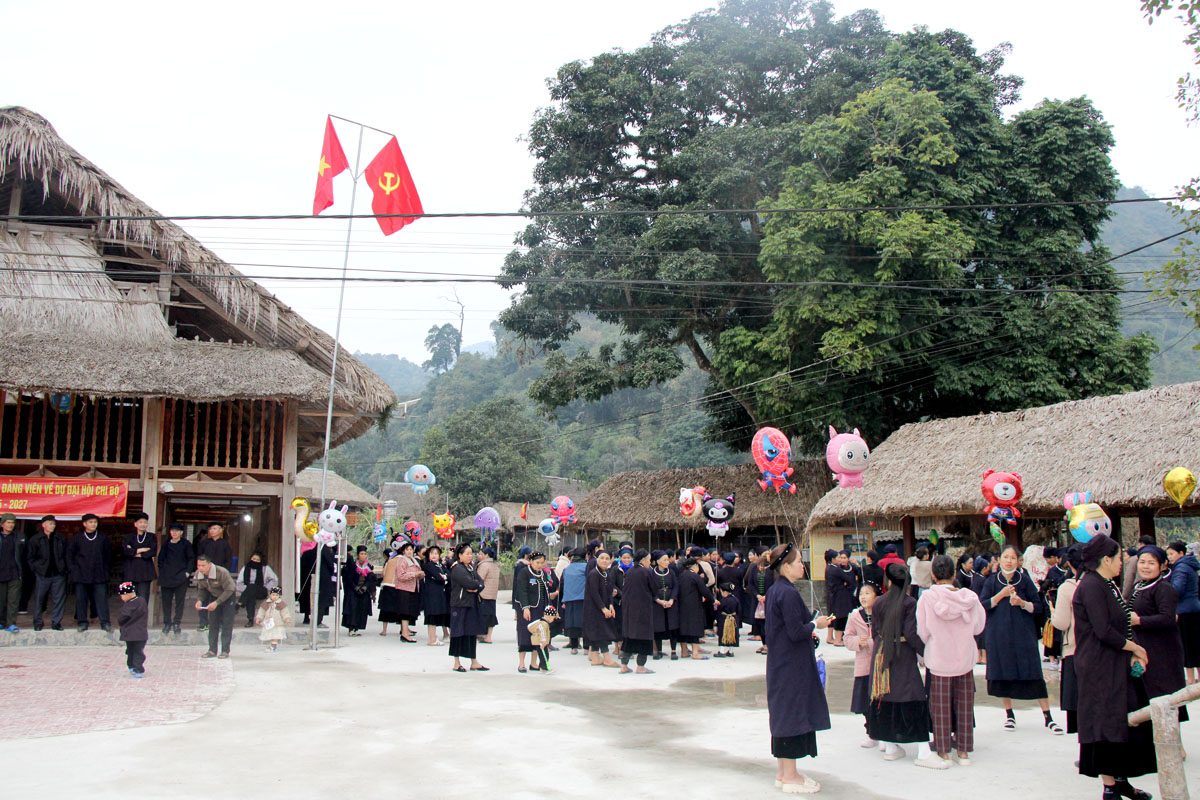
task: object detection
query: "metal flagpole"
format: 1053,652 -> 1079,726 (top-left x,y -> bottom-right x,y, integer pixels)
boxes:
312,120 -> 365,651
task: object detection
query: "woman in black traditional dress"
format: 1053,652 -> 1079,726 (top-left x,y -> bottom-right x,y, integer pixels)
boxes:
980,545 -> 1063,733
513,551 -> 552,673
1131,545 -> 1188,723
745,545 -> 775,653
764,542 -> 831,794
824,552 -> 857,646
341,545 -> 376,636
584,550 -> 620,667
650,550 -> 680,660
677,557 -> 713,660
421,545 -> 451,646
954,554 -> 975,591
618,549 -> 656,674
867,562 -> 938,768
448,543 -> 487,672
1074,534 -> 1155,799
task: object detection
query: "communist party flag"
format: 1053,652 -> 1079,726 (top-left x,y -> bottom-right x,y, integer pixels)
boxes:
364,136 -> 422,235
313,116 -> 349,215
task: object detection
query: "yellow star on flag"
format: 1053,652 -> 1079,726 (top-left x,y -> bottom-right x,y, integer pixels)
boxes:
318,155 -> 332,176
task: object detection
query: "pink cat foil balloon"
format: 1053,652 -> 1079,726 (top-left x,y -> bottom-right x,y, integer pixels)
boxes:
826,426 -> 870,489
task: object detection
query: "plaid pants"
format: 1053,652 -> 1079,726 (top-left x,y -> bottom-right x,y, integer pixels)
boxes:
928,672 -> 975,755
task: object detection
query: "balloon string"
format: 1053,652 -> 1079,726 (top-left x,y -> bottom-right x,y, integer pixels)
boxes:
774,490 -> 816,612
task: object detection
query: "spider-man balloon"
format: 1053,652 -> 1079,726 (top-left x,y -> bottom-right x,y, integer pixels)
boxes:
751,427 -> 796,494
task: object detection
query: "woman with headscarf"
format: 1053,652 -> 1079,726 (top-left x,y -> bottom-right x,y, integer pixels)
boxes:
764,542 -> 831,794
584,550 -> 619,667
1051,545 -> 1084,733
650,549 -> 680,660
677,557 -> 713,660
513,551 -> 552,673
448,543 -> 487,672
825,550 -> 857,647
341,545 -> 376,636
421,545 -> 451,646
475,547 -> 500,644
980,545 -> 1062,734
236,551 -> 279,627
866,562 -> 936,768
618,549 -> 656,674
1073,534 -> 1155,799
1131,545 -> 1187,724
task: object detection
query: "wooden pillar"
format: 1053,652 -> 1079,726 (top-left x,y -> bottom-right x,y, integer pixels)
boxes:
279,400 -> 299,609
1111,514 -> 1124,548
1138,509 -> 1156,545
1007,516 -> 1024,551
901,516 -> 916,558
139,398 -> 163,622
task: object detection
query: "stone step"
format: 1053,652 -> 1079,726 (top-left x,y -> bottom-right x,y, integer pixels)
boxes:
0,627 -> 334,648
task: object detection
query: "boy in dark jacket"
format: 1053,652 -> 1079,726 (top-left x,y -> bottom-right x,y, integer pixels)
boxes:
117,581 -> 148,677
156,523 -> 194,635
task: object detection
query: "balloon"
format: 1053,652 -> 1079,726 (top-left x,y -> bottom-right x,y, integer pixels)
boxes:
290,497 -> 318,542
928,529 -> 940,546
314,500 -> 348,547
550,495 -> 577,525
1064,491 -> 1111,544
989,522 -> 1005,546
373,522 -> 387,544
404,520 -> 422,539
751,427 -> 797,494
982,470 -> 1023,529
1164,467 -> 1197,508
404,464 -> 436,495
537,518 -> 561,537
703,493 -> 735,539
679,486 -> 706,518
826,427 -> 870,489
431,511 -> 456,540
474,507 -> 501,546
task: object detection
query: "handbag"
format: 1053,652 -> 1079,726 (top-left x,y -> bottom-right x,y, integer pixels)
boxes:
1041,619 -> 1054,649
754,595 -> 766,620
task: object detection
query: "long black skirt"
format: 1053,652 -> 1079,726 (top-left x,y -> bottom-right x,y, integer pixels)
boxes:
987,678 -> 1048,700
424,611 -> 450,627
377,587 -> 407,624
450,603 -> 484,639
1180,612 -> 1200,668
479,598 -> 498,628
622,637 -> 653,656
1079,737 -> 1157,779
517,610 -> 543,652
1060,656 -> 1079,733
771,732 -> 818,759
850,675 -> 872,715
448,635 -> 478,659
342,591 -> 373,631
867,700 -> 932,744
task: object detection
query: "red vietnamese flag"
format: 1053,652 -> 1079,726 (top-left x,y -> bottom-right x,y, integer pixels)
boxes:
313,116 -> 349,215
364,136 -> 422,235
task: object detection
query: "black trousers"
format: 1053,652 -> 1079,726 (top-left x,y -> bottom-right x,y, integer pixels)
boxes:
33,575 -> 66,626
654,632 -> 678,652
160,584 -> 187,627
621,651 -> 648,667
0,578 -> 21,627
125,640 -> 146,673
74,582 -> 109,625
206,599 -> 236,654
132,581 -> 153,605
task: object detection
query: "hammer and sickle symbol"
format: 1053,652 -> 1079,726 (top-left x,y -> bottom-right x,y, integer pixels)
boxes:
378,172 -> 402,195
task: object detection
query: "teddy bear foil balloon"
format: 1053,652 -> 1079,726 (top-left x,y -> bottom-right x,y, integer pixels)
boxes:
703,493 -> 735,538
826,427 -> 870,489
404,464 -> 436,495
982,470 -> 1023,527
550,495 -> 577,525
431,511 -> 456,540
1064,491 -> 1111,543
751,427 -> 797,494
538,518 -> 561,548
314,500 -> 348,548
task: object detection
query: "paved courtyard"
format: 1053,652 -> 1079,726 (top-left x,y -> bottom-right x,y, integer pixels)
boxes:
1,596 -> 1196,799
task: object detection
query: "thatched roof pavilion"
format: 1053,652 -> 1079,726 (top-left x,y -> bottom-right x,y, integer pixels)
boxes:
806,382 -> 1200,547
578,460 -> 832,537
0,106 -> 396,465
296,468 -> 379,511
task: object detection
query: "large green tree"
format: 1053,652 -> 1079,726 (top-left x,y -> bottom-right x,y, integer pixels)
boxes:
501,2 -> 1154,452
418,397 -> 550,516
422,323 -> 461,374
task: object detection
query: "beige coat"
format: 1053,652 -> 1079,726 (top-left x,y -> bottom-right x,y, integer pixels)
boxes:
1051,577 -> 1078,657
255,599 -> 293,642
476,557 -> 500,600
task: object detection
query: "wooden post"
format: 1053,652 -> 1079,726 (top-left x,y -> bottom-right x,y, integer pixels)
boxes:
1112,514 -> 1124,548
1008,515 -> 1024,551
1151,697 -> 1187,800
279,401 -> 299,609
901,516 -> 916,558
139,398 -> 163,623
1138,508 -> 1156,544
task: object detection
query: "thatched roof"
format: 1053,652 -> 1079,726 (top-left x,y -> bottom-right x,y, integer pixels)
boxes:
0,107 -> 396,460
577,461 -> 832,532
806,382 -> 1200,532
295,468 -> 379,509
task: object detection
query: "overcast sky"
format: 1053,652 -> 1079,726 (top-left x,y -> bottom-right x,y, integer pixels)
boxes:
3,0 -> 1196,363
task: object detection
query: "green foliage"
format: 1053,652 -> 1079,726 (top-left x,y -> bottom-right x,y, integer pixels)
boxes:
423,323 -> 461,374
353,352 -> 428,398
418,397 -> 550,516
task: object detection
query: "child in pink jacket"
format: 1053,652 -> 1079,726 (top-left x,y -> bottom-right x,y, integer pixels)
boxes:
842,580 -> 880,748
916,555 -> 987,766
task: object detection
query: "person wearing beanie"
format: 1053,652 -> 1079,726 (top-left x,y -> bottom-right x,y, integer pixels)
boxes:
0,512 -> 23,632
28,514 -> 66,631
67,513 -> 112,632
650,550 -> 680,661
618,549 -> 656,674
121,512 -> 157,603
341,545 -> 376,637
116,582 -> 148,677
584,549 -> 620,667
1073,535 -> 1156,797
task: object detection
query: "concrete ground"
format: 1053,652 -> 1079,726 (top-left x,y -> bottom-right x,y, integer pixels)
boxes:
2,592 -> 1197,799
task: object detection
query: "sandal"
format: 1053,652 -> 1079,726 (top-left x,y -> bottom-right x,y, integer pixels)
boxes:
400,636 -> 416,643
781,776 -> 821,794
1045,720 -> 1064,735
518,667 -> 528,673
470,666 -> 490,671
1003,717 -> 1016,731
452,666 -> 466,672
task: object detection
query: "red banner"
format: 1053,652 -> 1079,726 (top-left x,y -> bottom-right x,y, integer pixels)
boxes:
0,477 -> 129,518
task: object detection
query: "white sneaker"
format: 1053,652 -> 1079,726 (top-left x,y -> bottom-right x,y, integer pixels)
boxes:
860,737 -> 879,749
883,745 -> 906,761
915,754 -> 951,770
954,755 -> 971,766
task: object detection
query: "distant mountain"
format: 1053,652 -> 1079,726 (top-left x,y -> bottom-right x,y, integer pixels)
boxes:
461,340 -> 497,357
352,352 -> 429,398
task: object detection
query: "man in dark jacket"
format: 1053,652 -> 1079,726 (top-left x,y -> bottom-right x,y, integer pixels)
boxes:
0,513 -> 23,632
67,513 -> 112,632
194,553 -> 236,658
27,514 -> 66,631
195,522 -> 233,631
122,512 -> 157,601
156,522 -> 194,635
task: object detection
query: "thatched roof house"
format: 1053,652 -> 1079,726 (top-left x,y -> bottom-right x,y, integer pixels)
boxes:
295,468 -> 379,511
578,461 -> 832,534
806,382 -> 1200,538
0,107 -> 396,466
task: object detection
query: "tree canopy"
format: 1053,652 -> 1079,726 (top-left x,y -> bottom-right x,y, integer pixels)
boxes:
500,0 -> 1154,453
423,323 -> 461,374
